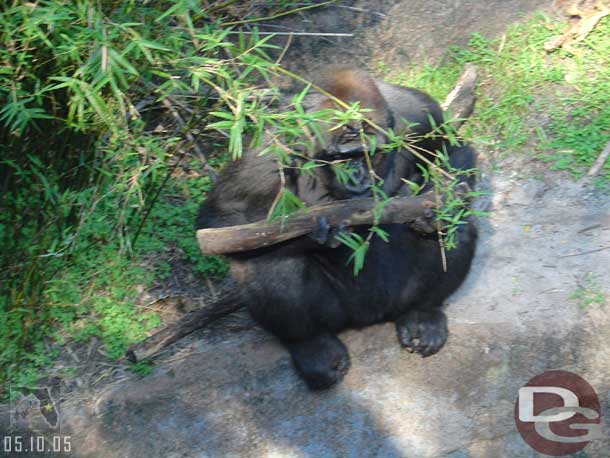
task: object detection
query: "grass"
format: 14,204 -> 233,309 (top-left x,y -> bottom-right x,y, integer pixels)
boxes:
382,12 -> 610,184
1,4 -> 609,398
1,155 -> 226,390
570,273 -> 606,309
0,0 -> 266,396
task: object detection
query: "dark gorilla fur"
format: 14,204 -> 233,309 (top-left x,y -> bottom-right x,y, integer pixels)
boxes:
197,69 -> 477,390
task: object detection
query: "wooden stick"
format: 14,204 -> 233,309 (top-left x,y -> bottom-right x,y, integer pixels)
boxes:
441,63 -> 478,129
544,1 -> 610,52
125,289 -> 243,363
586,140 -> 610,177
197,191 -> 439,255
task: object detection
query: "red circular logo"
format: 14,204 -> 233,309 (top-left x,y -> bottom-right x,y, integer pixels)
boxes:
514,370 -> 602,455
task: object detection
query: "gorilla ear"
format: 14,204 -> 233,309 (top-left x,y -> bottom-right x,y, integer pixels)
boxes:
316,67 -> 387,115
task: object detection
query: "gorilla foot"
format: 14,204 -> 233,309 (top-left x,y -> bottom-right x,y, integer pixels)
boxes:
288,333 -> 351,390
396,309 -> 448,357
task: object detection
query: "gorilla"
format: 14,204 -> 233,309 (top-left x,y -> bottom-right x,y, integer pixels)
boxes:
196,68 -> 477,390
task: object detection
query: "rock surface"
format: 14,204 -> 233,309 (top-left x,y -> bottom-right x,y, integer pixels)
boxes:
55,156 -> 610,458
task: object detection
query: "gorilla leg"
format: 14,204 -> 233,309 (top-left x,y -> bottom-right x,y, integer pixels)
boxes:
244,255 -> 351,390
257,303 -> 350,390
287,333 -> 351,390
395,309 -> 448,357
250,297 -> 350,390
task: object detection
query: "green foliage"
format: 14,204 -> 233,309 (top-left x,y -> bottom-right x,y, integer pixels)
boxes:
267,188 -> 307,225
128,360 -> 154,377
388,13 -> 610,181
422,149 -> 486,250
0,0 -> 323,396
382,63 -> 462,103
334,232 -> 370,276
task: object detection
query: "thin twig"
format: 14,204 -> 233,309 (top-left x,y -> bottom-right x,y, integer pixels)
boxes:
206,0 -> 242,13
131,141 -> 190,248
246,22 -> 356,48
586,139 -> 610,177
160,97 -> 218,181
160,98 -> 205,164
266,156 -> 288,221
434,185 -> 448,273
275,32 -> 293,65
577,223 -> 603,234
226,31 -> 353,36
497,33 -> 507,53
220,0 -> 338,26
334,5 -> 387,18
558,246 -> 610,258
544,1 -> 610,52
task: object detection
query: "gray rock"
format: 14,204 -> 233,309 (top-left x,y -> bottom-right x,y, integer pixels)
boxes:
59,167 -> 610,457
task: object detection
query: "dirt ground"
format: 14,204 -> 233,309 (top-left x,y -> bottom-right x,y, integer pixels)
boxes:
266,0 -> 551,76
3,1 -> 610,457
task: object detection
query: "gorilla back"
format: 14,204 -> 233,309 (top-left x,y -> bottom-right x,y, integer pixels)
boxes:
196,69 -> 477,390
